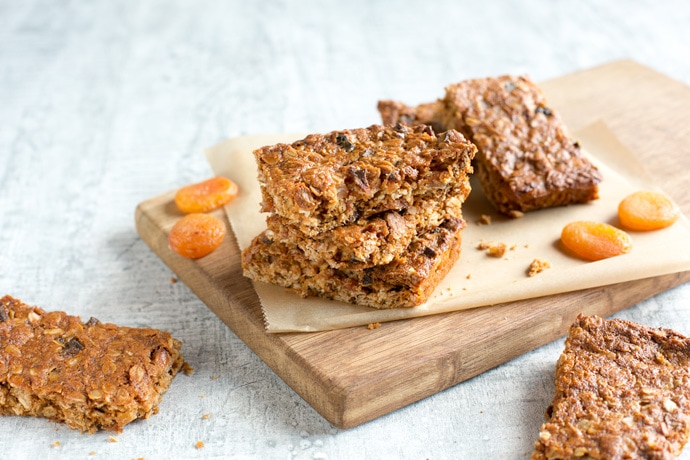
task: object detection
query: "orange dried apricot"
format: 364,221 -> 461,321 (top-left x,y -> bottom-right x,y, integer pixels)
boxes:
168,213 -> 226,259
175,177 -> 238,214
618,190 -> 680,231
561,221 -> 632,261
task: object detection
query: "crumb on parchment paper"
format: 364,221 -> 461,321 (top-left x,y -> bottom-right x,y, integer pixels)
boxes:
477,241 -> 507,258
477,214 -> 492,225
528,258 -> 551,277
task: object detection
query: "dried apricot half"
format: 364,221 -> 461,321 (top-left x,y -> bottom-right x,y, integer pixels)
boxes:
618,190 -> 680,231
168,213 -> 226,259
175,177 -> 238,214
561,221 -> 632,261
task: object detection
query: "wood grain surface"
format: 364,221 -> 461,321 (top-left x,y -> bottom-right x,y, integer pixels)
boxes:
136,60 -> 690,429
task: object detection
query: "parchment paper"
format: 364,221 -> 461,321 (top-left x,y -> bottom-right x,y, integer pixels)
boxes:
206,121 -> 690,333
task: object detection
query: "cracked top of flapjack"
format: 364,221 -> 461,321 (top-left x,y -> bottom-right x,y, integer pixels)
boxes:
252,123 -> 475,236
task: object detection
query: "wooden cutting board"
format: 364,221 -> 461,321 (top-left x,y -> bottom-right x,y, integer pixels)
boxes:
135,60 -> 690,429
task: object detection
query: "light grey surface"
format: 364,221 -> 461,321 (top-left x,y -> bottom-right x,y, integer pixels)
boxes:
2,1 -> 690,458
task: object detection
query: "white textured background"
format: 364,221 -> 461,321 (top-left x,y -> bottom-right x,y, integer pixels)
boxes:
1,1 -> 690,458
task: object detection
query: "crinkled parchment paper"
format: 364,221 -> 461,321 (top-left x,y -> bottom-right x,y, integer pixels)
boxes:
206,121 -> 690,333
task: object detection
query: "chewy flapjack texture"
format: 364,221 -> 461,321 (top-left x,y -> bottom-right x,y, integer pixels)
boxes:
442,75 -> 601,214
532,314 -> 690,460
378,75 -> 602,215
0,295 -> 187,433
242,218 -> 465,309
253,123 -> 476,236
265,186 -> 468,270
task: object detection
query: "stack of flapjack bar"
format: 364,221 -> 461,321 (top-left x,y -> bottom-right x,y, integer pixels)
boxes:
241,123 -> 476,309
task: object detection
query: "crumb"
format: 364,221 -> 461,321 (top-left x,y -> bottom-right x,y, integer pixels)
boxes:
528,258 -> 551,277
108,436 -> 118,443
195,441 -> 205,449
477,214 -> 492,225
182,362 -> 195,375
89,452 -> 95,457
477,241 -> 507,258
210,374 -> 219,381
466,273 -> 471,279
52,441 -> 60,448
510,244 -> 517,251
508,210 -> 524,219
170,277 -> 178,284
201,413 -> 211,420
367,322 -> 381,330
490,244 -> 507,257
199,394 -> 206,398
524,243 -> 530,248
